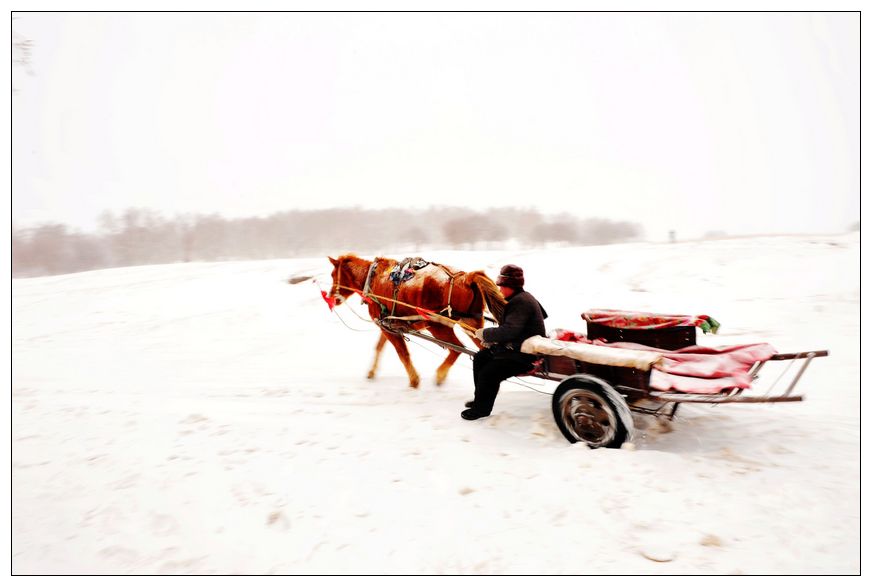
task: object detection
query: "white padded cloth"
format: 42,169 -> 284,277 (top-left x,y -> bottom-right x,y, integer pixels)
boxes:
520,335 -> 662,370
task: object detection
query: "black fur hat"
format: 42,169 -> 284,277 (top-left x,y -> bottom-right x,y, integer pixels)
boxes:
496,264 -> 524,288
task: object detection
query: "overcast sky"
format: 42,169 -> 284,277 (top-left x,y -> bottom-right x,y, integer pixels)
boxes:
11,12 -> 859,240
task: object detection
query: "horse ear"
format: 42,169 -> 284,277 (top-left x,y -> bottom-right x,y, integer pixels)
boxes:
328,256 -> 338,266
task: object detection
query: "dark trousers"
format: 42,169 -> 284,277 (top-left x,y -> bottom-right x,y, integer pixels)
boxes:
471,348 -> 535,415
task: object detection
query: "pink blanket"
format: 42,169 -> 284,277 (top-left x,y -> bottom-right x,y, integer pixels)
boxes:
592,340 -> 778,393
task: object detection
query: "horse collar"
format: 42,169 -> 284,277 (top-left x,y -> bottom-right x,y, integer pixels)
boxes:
362,261 -> 378,299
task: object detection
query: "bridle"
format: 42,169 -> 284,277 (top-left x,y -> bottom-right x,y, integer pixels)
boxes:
330,261 -> 346,303
332,258 -> 378,304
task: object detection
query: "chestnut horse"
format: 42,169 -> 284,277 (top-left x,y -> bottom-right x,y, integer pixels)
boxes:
328,254 -> 506,388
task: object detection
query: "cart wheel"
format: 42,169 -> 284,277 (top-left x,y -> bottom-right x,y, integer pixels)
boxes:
552,377 -> 632,448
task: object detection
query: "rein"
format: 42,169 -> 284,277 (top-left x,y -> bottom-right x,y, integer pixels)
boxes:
331,282 -> 477,333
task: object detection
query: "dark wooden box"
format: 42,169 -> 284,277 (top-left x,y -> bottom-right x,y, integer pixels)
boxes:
542,356 -> 651,391
585,322 -> 696,350
573,361 -> 651,390
543,356 -> 580,377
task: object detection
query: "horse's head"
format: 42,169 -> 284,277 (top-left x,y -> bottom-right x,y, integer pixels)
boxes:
328,254 -> 365,307
327,256 -> 347,306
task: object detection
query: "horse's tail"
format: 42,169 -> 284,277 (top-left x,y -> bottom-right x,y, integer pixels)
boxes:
469,272 -> 506,324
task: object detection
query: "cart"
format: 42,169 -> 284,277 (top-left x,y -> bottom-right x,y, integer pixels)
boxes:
388,309 -> 828,449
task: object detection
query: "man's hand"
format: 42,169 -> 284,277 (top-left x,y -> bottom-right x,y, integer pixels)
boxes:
474,328 -> 485,340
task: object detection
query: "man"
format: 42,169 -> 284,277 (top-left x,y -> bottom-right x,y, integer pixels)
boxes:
462,264 -> 548,420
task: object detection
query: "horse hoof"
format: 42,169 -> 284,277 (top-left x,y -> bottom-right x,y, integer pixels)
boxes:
367,371 -> 376,379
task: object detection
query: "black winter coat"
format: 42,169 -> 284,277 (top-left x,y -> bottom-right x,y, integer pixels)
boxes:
481,289 -> 547,353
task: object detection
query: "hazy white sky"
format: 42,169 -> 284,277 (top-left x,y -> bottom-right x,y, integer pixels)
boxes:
11,11 -> 859,239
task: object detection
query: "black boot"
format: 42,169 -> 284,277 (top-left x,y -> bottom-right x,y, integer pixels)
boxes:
461,408 -> 488,421
464,400 -> 475,408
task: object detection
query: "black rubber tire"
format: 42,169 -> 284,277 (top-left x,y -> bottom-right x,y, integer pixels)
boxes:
552,380 -> 629,448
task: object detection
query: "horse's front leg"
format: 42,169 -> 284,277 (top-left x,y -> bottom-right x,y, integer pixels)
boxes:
367,331 -> 388,380
381,329 -> 420,389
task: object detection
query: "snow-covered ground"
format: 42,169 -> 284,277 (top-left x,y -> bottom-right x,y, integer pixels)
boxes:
11,233 -> 859,574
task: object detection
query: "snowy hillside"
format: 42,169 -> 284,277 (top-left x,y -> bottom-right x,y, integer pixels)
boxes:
12,233 -> 860,574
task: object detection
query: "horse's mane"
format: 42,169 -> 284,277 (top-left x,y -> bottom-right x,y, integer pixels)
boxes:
466,270 -> 506,324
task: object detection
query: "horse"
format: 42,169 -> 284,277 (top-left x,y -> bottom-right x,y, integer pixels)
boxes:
327,254 -> 506,388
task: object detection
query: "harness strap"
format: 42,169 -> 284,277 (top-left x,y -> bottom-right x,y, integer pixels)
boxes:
366,292 -> 389,318
391,283 -> 400,317
436,264 -> 465,319
364,260 -> 391,318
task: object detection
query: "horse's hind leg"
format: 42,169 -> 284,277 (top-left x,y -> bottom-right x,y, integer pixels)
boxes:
382,329 -> 421,389
367,331 -> 388,380
427,324 -> 466,386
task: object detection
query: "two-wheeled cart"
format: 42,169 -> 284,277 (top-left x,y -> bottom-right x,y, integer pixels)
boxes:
386,309 -> 828,448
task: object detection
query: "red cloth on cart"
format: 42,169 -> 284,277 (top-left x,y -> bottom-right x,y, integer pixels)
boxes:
592,340 -> 778,393
582,309 -> 720,334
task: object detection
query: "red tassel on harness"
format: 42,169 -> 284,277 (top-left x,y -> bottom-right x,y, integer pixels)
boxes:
320,289 -> 336,311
